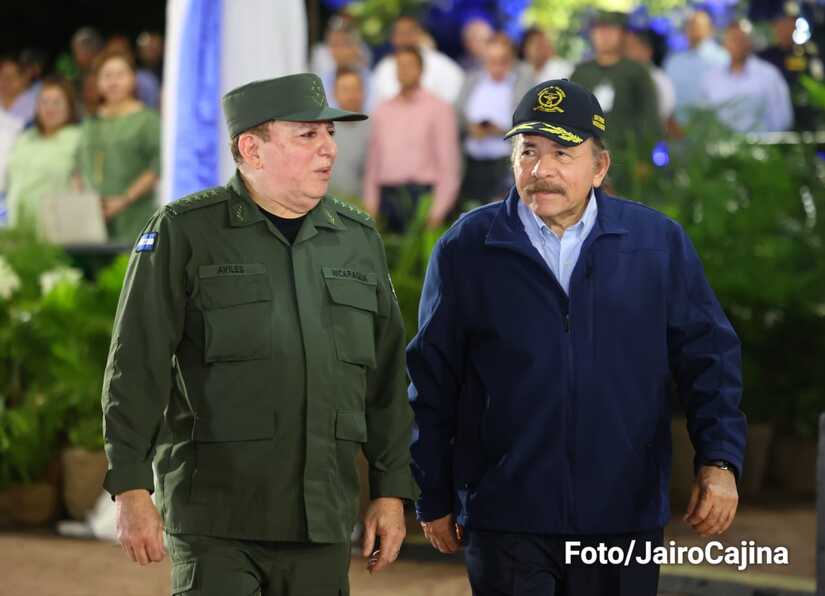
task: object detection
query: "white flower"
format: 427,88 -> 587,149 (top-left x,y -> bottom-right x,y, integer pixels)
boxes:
0,256 -> 21,300
39,266 -> 83,296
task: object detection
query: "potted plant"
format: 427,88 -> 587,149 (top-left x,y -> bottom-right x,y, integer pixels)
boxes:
0,229 -> 72,524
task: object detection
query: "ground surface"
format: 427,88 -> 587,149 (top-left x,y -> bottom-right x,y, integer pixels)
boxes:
0,503 -> 815,595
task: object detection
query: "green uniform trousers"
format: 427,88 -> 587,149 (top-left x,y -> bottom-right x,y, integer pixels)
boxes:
166,533 -> 351,596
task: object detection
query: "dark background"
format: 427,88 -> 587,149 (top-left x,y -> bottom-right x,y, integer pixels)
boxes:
0,0 -> 337,68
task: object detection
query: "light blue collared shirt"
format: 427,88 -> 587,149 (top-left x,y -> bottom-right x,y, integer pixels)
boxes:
517,190 -> 598,295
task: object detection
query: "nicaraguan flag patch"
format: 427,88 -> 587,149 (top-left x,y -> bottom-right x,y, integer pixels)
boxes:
135,232 -> 158,252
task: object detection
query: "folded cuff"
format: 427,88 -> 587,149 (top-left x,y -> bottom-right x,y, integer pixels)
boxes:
103,462 -> 155,499
368,467 -> 420,502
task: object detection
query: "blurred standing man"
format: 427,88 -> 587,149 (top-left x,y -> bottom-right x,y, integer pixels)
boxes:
702,20 -> 793,133
459,18 -> 495,72
102,73 -> 418,595
408,79 -> 746,596
371,16 -> 465,104
521,27 -> 573,84
457,34 -> 533,203
663,10 -> 729,125
758,2 -> 824,131
624,27 -> 676,125
364,46 -> 460,231
571,12 -> 662,151
329,68 -> 370,199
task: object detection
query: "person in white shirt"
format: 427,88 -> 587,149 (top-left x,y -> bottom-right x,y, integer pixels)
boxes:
520,27 -> 573,84
457,35 -> 533,203
624,27 -> 676,124
371,16 -> 464,104
663,10 -> 729,124
701,20 -> 793,133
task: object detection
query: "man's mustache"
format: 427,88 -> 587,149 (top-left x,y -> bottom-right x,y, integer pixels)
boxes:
525,181 -> 566,196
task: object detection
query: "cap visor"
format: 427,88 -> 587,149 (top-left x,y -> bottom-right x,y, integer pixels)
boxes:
503,121 -> 592,147
280,105 -> 367,122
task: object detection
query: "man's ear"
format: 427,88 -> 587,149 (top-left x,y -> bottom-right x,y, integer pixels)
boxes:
593,150 -> 611,188
238,133 -> 261,169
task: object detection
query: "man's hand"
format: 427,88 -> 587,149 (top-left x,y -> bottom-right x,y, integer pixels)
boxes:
684,465 -> 739,537
362,497 -> 406,574
101,195 -> 131,221
115,489 -> 166,566
421,513 -> 463,554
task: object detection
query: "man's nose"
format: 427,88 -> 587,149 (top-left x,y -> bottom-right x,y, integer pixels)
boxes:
531,154 -> 558,179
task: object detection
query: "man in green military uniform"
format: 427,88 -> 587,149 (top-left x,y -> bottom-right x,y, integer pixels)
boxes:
101,73 -> 419,595
571,10 -> 662,192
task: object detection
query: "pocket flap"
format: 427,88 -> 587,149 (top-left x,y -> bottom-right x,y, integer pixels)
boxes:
336,410 -> 368,442
199,264 -> 271,309
171,560 -> 197,593
323,268 -> 378,313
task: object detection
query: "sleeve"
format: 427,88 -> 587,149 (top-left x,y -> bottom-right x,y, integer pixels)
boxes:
406,238 -> 465,521
362,230 -> 420,501
430,104 -> 461,224
637,66 -> 665,142
767,67 -> 794,132
101,207 -> 189,497
666,223 -> 747,478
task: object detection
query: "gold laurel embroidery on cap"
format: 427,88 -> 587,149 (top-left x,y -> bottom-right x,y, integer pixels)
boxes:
534,86 -> 566,113
310,80 -> 326,107
592,115 -> 606,131
507,122 -> 541,135
537,123 -> 583,144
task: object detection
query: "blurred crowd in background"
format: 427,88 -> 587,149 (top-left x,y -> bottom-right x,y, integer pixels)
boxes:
0,2 -> 823,241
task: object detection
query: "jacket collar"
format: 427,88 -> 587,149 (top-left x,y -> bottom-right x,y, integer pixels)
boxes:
226,170 -> 346,239
486,186 -> 628,244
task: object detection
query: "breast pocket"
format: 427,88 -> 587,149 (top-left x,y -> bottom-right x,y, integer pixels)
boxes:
323,267 -> 378,369
198,264 -> 272,363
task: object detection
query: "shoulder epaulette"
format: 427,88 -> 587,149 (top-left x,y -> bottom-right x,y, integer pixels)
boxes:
328,196 -> 375,228
167,187 -> 229,216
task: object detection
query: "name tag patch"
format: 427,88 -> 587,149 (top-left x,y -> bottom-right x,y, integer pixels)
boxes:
135,232 -> 158,252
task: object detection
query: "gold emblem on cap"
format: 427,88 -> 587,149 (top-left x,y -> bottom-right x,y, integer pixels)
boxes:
592,114 -> 606,131
534,86 -> 566,113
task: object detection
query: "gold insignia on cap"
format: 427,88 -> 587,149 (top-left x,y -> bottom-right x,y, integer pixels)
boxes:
592,114 -> 606,131
534,86 -> 566,113
310,80 -> 326,107
506,122 -> 583,144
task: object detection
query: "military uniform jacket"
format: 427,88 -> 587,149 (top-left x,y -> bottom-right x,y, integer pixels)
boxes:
102,172 -> 419,543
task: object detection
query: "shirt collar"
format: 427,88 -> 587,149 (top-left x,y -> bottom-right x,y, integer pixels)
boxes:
517,188 -> 599,240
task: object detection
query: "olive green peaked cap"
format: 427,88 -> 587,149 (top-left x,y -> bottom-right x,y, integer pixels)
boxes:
222,73 -> 367,138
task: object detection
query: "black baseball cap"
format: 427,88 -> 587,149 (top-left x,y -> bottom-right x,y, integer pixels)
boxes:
503,79 -> 607,147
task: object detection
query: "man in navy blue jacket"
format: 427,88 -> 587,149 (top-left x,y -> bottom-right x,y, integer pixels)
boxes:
407,79 -> 746,596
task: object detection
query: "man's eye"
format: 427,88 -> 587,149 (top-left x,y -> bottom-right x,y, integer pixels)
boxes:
557,151 -> 570,158
302,131 -> 316,138
328,129 -> 336,136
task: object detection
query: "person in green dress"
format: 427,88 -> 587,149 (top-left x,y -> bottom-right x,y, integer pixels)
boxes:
6,77 -> 81,232
77,49 -> 160,244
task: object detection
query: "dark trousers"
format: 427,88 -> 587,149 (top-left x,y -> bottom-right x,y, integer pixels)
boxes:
464,528 -> 663,596
165,532 -> 350,596
378,183 -> 432,233
460,156 -> 513,204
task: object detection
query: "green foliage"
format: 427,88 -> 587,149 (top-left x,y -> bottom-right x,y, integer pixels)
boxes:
382,198 -> 443,341
347,0 -> 429,44
618,115 -> 825,437
0,229 -> 129,487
